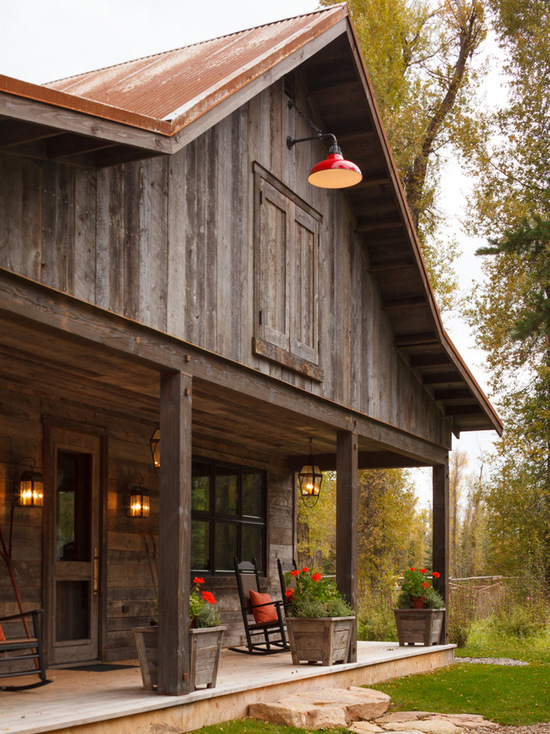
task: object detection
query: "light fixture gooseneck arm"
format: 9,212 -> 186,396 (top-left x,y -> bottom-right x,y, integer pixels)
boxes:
286,133 -> 339,150
286,99 -> 362,190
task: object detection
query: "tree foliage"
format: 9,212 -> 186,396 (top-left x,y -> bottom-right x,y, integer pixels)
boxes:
467,0 -> 550,581
321,0 -> 488,309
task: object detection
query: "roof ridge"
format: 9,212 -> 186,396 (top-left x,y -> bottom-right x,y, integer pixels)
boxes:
46,5 -> 347,88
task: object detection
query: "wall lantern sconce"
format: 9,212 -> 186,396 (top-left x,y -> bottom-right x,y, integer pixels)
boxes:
18,459 -> 44,507
287,100 -> 362,189
128,480 -> 151,518
298,438 -> 323,508
149,427 -> 160,470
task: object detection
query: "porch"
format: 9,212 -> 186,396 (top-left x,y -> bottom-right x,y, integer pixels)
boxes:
1,641 -> 455,734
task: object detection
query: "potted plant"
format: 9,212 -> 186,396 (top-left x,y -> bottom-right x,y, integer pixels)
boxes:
134,577 -> 226,690
393,567 -> 445,646
283,567 -> 354,665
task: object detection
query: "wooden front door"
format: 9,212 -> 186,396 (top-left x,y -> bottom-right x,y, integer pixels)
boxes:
45,426 -> 102,664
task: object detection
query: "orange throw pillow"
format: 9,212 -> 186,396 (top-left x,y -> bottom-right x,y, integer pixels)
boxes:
0,623 -> 5,642
249,589 -> 278,624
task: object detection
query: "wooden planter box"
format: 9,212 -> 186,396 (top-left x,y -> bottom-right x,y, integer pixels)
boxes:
285,616 -> 354,665
133,625 -> 226,691
394,609 -> 445,646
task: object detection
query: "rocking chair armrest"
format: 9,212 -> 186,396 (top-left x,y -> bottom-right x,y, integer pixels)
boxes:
250,599 -> 283,609
0,609 -> 43,623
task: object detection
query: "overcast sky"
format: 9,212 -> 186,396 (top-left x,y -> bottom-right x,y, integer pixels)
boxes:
2,0 -> 498,488
2,0 -> 320,84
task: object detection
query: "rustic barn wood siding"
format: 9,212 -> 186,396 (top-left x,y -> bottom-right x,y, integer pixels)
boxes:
0,79 -> 446,446
0,384 -> 292,653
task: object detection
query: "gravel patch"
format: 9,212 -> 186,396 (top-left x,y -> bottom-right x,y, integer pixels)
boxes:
455,658 -> 528,666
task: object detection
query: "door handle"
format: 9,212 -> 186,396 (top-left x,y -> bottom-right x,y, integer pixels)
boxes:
93,547 -> 99,595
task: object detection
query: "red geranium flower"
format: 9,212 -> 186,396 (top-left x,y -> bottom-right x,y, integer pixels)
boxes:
201,590 -> 216,605
420,568 -> 427,574
312,573 -> 322,582
285,588 -> 295,598
290,569 -> 300,577
432,571 -> 440,578
422,581 -> 429,589
301,567 -> 309,573
409,567 -> 415,571
193,577 -> 204,585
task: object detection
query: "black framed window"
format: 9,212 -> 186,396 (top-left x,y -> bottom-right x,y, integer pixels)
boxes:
191,458 -> 266,574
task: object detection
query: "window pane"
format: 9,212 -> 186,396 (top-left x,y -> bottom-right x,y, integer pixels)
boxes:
56,450 -> 91,562
242,470 -> 264,517
192,462 -> 210,511
191,519 -> 210,571
242,524 -> 264,573
214,521 -> 237,572
214,466 -> 238,515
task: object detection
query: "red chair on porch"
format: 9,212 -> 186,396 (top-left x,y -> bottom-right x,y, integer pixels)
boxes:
231,558 -> 289,655
0,609 -> 51,691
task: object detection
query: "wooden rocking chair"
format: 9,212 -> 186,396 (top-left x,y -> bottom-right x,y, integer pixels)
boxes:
231,558 -> 289,655
0,609 -> 51,691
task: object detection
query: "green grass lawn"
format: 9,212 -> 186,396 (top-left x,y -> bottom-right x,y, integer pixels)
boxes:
371,623 -> 550,726
192,623 -> 550,733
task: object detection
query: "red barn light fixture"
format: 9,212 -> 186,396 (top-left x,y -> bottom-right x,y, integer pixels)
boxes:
287,101 -> 362,189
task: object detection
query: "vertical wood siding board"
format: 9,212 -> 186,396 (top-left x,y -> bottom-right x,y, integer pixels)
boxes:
167,151 -> 187,339
23,160 -> 43,281
124,163 -> 141,320
185,138 -> 199,345
94,168 -> 110,309
110,167 -> 126,314
206,126 -> 218,351
40,162 -> 58,289
62,164 -> 76,294
74,168 -> 97,303
193,134 -> 206,347
233,105 -> 249,365
270,82 -> 283,179
138,160 -> 152,325
0,156 -> 22,274
216,117 -> 232,356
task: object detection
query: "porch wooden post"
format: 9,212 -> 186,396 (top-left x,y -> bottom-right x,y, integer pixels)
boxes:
158,371 -> 192,695
433,460 -> 449,643
336,430 -> 358,662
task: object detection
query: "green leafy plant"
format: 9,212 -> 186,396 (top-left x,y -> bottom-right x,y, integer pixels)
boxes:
396,567 -> 444,609
284,567 -> 353,618
190,577 -> 221,628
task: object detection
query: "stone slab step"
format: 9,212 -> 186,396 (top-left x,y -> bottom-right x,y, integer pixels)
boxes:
249,687 -> 390,729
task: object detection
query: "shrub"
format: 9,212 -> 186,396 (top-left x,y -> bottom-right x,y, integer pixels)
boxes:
358,608 -> 398,641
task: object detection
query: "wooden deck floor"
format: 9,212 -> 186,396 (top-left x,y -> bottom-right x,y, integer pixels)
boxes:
0,641 -> 455,734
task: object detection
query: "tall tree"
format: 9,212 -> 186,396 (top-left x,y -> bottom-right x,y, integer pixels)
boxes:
467,0 -> 550,584
322,0 -> 488,309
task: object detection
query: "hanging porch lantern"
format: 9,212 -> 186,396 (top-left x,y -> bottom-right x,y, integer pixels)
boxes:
298,438 -> 323,508
18,459 -> 44,507
149,427 -> 160,470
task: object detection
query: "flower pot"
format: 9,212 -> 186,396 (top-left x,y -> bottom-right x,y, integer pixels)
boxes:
285,616 -> 354,665
133,625 -> 226,690
393,608 -> 445,646
411,596 -> 426,609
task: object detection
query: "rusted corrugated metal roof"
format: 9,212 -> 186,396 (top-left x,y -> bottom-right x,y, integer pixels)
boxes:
45,5 -> 348,133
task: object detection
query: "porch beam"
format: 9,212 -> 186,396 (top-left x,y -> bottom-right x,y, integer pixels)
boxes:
0,271 -> 459,464
336,430 -> 358,662
432,460 -> 449,643
158,371 -> 192,695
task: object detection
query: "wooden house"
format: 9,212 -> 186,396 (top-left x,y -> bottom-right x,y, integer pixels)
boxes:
0,4 -> 501,695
